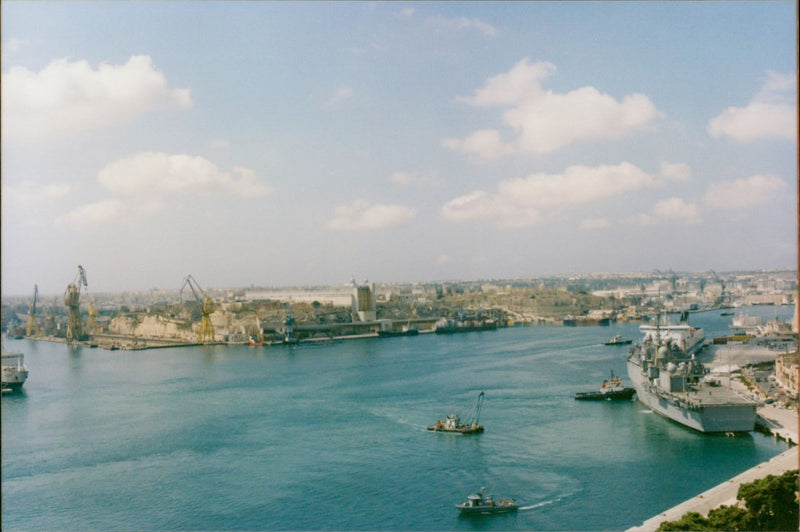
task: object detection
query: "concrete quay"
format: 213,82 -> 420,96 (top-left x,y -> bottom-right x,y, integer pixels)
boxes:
626,444 -> 797,532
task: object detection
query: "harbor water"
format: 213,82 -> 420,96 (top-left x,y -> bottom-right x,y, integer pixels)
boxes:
1,307 -> 793,531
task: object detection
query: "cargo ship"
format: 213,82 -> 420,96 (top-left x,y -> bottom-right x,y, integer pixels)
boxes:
626,312 -> 756,433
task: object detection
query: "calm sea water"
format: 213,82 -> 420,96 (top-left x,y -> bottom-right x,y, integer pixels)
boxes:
2,306 -> 793,531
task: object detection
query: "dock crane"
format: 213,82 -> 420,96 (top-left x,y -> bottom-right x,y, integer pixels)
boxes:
65,265 -> 88,342
26,284 -> 41,336
180,275 -> 216,343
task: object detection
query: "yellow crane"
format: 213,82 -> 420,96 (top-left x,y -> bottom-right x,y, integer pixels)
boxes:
65,265 -> 88,342
180,275 -> 216,343
26,284 -> 41,337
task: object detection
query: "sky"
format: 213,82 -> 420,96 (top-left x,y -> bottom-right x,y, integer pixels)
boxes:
1,1 -> 797,297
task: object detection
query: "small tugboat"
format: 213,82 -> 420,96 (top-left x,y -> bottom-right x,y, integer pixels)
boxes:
574,371 -> 635,401
428,392 -> 484,434
603,334 -> 632,345
457,487 -> 518,514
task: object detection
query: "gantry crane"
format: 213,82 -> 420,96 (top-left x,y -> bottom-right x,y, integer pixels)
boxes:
26,284 -> 41,337
65,265 -> 88,342
180,275 -> 215,343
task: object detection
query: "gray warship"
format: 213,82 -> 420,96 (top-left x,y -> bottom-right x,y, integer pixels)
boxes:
626,312 -> 757,433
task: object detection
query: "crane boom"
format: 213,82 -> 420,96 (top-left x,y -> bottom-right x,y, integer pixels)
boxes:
468,392 -> 485,426
180,275 -> 205,302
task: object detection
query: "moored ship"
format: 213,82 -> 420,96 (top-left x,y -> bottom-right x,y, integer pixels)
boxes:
434,315 -> 497,334
2,350 -> 29,392
626,312 -> 756,433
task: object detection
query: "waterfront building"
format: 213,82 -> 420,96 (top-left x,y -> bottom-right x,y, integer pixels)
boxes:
351,278 -> 376,322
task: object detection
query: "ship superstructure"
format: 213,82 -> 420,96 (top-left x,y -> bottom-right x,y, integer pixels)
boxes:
626,313 -> 756,433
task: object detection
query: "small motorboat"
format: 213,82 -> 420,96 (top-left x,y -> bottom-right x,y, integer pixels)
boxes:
574,370 -> 635,401
457,487 -> 517,514
603,334 -> 632,345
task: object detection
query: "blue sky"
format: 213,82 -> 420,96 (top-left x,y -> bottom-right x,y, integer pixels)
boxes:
1,1 -> 796,296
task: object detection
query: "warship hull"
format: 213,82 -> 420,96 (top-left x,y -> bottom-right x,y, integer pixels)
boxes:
627,358 -> 757,433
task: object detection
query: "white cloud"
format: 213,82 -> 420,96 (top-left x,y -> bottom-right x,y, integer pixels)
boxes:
427,16 -> 497,36
660,161 -> 692,182
445,58 -> 662,157
2,37 -> 24,54
624,213 -> 657,226
326,200 -> 416,230
499,162 -> 656,207
652,197 -> 701,224
390,170 -> 443,187
394,7 -> 415,19
579,218 -> 611,230
327,86 -> 353,107
704,175 -> 788,209
390,171 -> 414,185
208,138 -> 231,150
441,129 -> 513,160
441,162 -> 656,227
2,55 -> 192,143
707,71 -> 796,142
97,152 -> 273,202
3,182 -> 71,210
55,199 -> 125,228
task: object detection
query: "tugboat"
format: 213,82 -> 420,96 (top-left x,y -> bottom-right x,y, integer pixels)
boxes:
603,334 -> 632,345
457,487 -> 517,514
428,392 -> 485,434
574,371 -> 635,401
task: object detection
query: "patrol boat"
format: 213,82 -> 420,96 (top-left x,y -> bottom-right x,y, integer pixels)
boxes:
626,312 -> 756,433
457,487 -> 517,514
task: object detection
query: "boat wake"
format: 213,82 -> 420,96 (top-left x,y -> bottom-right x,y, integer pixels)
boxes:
518,499 -> 555,512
